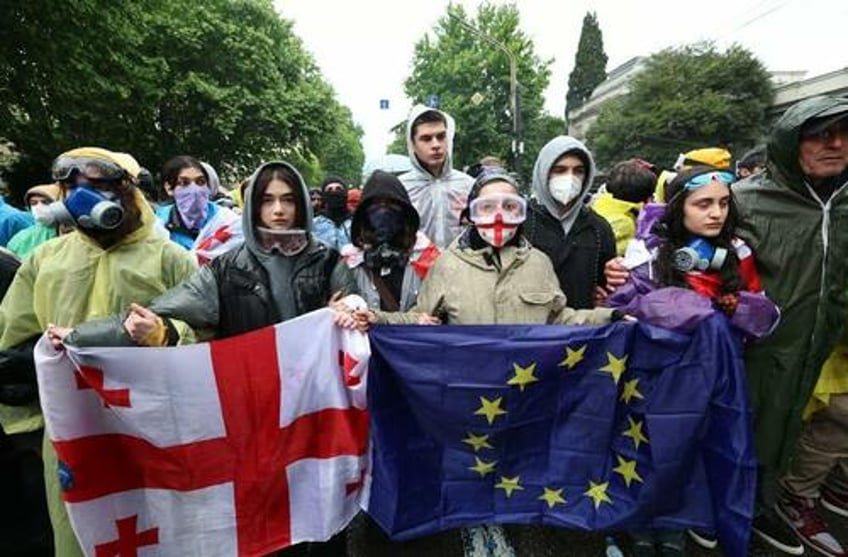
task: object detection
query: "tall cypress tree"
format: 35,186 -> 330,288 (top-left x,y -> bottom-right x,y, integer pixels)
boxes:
566,12 -> 608,118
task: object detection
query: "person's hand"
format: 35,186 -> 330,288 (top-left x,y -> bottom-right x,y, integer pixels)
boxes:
714,293 -> 739,317
333,306 -> 359,330
328,291 -> 346,312
604,257 -> 629,291
417,313 -> 441,326
352,309 -> 376,333
46,324 -> 73,349
594,286 -> 609,306
123,303 -> 162,344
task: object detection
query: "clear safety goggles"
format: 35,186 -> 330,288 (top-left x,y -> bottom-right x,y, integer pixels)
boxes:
51,156 -> 126,183
468,193 -> 527,224
683,171 -> 735,191
255,227 -> 309,256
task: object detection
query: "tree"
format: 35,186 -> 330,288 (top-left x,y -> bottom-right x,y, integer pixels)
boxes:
566,12 -> 608,118
587,43 -> 774,170
313,105 -> 365,185
403,3 -> 552,181
0,0 -> 356,196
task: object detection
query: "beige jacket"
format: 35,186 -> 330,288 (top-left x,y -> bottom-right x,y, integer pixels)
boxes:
377,235 -> 614,326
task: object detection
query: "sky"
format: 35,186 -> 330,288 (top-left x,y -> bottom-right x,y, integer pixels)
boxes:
275,0 -> 847,164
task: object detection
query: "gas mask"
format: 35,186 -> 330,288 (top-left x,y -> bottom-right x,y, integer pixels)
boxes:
469,193 -> 527,248
364,243 -> 408,271
40,184 -> 124,229
255,227 -> 309,256
548,174 -> 583,206
672,237 -> 728,272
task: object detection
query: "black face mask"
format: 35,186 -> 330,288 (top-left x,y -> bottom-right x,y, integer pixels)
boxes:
364,243 -> 408,270
323,190 -> 347,210
367,205 -> 403,244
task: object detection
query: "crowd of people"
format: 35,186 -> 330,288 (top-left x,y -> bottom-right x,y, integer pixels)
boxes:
0,93 -> 846,557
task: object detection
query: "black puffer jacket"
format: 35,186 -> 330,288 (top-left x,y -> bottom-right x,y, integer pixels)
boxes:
152,240 -> 351,338
523,201 -> 615,309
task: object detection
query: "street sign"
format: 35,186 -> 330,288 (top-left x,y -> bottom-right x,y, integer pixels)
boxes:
379,99 -> 389,110
427,94 -> 440,108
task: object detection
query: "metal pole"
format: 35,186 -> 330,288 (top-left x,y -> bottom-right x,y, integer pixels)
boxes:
449,14 -> 520,171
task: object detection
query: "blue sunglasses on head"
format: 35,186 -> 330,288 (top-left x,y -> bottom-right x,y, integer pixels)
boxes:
683,171 -> 735,190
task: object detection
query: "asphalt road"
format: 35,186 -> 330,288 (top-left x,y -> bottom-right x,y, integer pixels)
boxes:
6,507 -> 847,555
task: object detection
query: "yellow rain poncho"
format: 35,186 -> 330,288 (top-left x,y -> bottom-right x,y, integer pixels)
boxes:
0,182 -> 196,557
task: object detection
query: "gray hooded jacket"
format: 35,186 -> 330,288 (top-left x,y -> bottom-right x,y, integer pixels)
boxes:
399,104 -> 473,249
531,135 -> 596,236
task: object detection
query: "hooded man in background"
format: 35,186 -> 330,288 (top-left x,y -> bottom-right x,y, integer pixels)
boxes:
523,136 -> 616,310
399,105 -> 473,249
7,183 -> 62,259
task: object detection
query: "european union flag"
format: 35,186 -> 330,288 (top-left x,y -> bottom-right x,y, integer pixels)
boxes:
366,316 -> 756,557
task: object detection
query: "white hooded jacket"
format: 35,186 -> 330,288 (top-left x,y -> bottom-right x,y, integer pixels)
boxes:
398,104 -> 473,249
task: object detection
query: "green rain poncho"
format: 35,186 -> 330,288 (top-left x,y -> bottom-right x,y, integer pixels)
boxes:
733,95 -> 848,502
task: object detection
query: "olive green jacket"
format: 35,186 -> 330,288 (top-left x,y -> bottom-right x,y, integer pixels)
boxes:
733,95 -> 848,496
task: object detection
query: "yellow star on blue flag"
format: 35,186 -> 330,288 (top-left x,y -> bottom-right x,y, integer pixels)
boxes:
495,476 -> 523,497
613,454 -> 644,487
584,480 -> 612,509
559,344 -> 587,370
507,362 -> 539,392
469,457 -> 497,478
600,352 -> 628,384
539,487 -> 567,508
474,396 -> 508,425
623,416 -> 649,449
620,378 -> 644,404
462,432 -> 493,452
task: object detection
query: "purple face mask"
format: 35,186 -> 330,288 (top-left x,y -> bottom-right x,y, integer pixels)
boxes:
173,183 -> 210,230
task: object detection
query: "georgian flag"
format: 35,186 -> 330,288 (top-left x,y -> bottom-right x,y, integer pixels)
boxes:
35,309 -> 370,557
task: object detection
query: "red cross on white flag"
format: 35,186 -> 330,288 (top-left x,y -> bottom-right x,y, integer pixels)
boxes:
36,308 -> 370,556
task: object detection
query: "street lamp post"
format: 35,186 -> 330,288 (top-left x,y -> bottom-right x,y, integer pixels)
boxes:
450,15 -> 522,172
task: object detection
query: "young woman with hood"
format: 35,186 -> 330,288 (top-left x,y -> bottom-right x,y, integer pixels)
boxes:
523,136 -> 616,310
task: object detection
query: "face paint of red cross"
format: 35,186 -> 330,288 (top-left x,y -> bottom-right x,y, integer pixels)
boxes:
475,213 -> 518,247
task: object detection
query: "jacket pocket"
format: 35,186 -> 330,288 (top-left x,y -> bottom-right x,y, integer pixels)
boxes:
517,291 -> 557,322
519,292 -> 556,305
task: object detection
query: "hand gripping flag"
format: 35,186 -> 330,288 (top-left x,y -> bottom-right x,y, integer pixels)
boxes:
35,309 -> 369,557
365,316 -> 756,557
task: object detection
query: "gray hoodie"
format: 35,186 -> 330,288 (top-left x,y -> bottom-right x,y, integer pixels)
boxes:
532,135 -> 596,237
399,104 -> 473,249
242,161 -> 314,320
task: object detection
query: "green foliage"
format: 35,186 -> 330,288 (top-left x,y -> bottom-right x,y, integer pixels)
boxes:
587,43 -> 774,170
404,3 -> 552,181
566,12 -> 608,115
0,0 -> 359,195
313,105 -> 365,186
